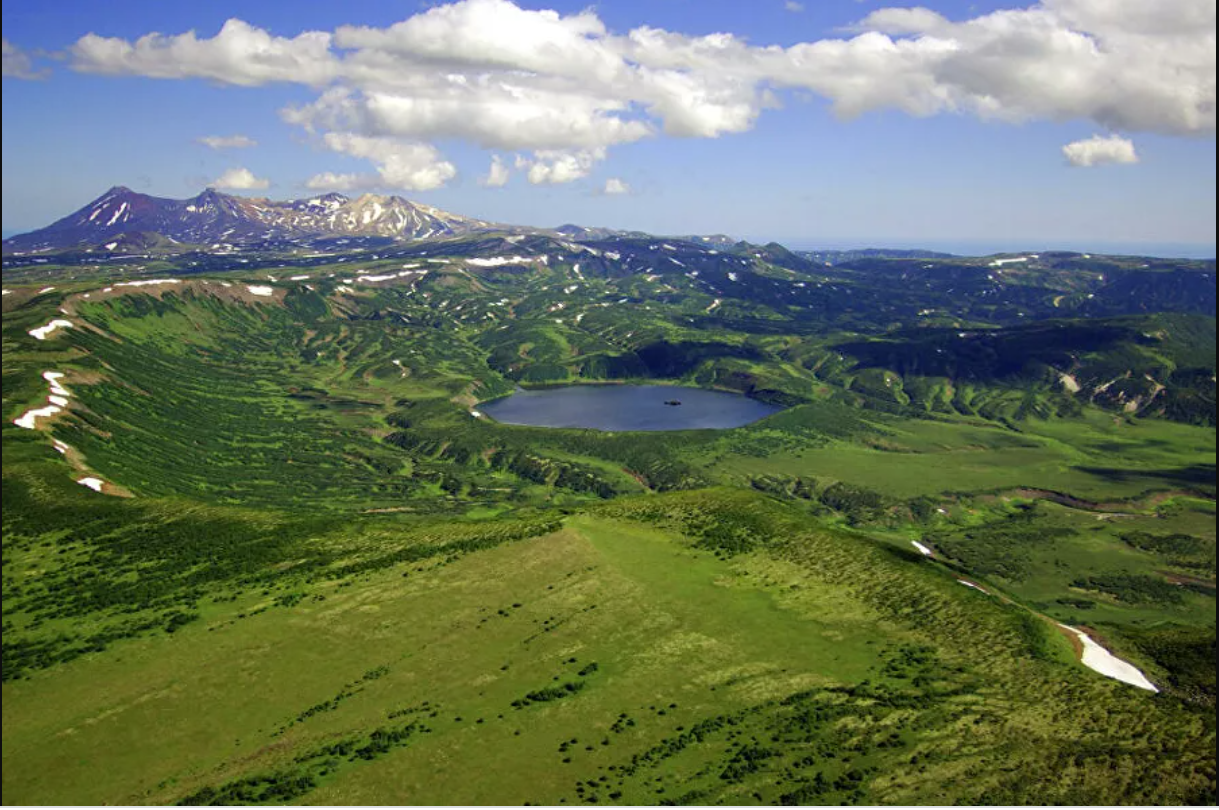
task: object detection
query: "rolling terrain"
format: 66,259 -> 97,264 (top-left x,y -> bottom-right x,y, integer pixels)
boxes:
2,190 -> 1215,805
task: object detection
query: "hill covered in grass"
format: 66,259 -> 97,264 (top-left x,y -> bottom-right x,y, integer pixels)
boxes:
2,238 -> 1215,805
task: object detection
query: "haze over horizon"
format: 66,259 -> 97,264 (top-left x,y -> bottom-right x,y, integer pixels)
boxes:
2,0 -> 1215,251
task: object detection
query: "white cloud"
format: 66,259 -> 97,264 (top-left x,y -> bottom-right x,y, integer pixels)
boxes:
198,134 -> 258,149
2,38 -> 45,79
784,1 -> 804,12
1062,134 -> 1140,167
71,18 -> 338,86
604,178 -> 630,195
482,155 -> 510,187
517,148 -> 606,185
211,167 -> 270,189
304,171 -> 369,191
67,0 -> 1216,184
321,134 -> 457,190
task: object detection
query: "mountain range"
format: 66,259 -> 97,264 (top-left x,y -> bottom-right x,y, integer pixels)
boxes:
1,187 -> 509,252
1,186 -> 740,254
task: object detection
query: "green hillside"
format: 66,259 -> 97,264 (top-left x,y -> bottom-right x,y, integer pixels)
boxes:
2,245 -> 1215,805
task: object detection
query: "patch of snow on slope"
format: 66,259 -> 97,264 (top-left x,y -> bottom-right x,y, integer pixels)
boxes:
115,279 -> 180,288
13,404 -> 61,430
912,541 -> 934,557
77,477 -> 105,492
28,319 -> 74,340
467,256 -> 531,267
1059,625 -> 1158,692
247,285 -> 275,296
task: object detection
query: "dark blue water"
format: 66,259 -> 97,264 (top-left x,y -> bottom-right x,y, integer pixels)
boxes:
479,385 -> 782,432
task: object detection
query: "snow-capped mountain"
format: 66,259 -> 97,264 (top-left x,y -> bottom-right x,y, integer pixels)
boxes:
1,187 -> 503,252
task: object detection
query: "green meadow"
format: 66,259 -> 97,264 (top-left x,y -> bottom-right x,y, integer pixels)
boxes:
2,253 -> 1214,804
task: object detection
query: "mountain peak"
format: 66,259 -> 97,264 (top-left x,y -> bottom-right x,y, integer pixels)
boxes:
2,185 -> 503,251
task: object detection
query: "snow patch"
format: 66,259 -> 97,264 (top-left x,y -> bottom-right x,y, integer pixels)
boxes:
912,541 -> 934,557
247,285 -> 275,296
28,319 -> 74,340
1059,625 -> 1158,692
77,477 -> 105,492
115,279 -> 180,288
13,404 -> 61,430
466,256 -> 531,267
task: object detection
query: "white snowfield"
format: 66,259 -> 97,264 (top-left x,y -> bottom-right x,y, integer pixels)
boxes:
28,319 -> 74,340
44,371 -> 69,395
989,257 -> 1030,267
290,275 -> 311,281
1059,625 -> 1159,692
912,541 -> 934,557
2,289 -> 12,296
115,279 -> 180,288
247,285 -> 275,296
77,477 -> 105,492
14,370 -> 75,429
13,404 -> 61,430
466,256 -> 532,268
356,268 -> 426,283
957,579 -> 990,594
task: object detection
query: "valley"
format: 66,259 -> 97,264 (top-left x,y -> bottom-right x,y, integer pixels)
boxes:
1,190 -> 1215,805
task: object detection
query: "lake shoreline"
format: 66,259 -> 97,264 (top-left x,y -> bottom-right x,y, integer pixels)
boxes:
478,383 -> 785,433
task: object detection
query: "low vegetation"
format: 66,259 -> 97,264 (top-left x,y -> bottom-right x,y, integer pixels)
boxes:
2,241 -> 1214,804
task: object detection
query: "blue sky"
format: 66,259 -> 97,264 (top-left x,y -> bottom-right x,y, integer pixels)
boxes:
2,0 -> 1215,255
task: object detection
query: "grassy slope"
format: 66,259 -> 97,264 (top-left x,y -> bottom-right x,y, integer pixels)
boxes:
4,496 -> 1214,805
2,273 -> 1215,805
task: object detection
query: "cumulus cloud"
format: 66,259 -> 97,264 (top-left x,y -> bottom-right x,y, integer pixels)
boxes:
198,134 -> 258,149
482,155 -> 510,187
517,148 -> 606,185
211,167 -> 270,189
71,18 -> 337,86
67,0 -> 1216,186
1062,134 -> 1140,167
785,1 -> 804,12
304,171 -> 368,191
3,38 -> 46,79
603,178 -> 630,195
321,134 -> 457,190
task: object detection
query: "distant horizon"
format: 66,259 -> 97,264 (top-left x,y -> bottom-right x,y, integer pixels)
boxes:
3,220 -> 1213,262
